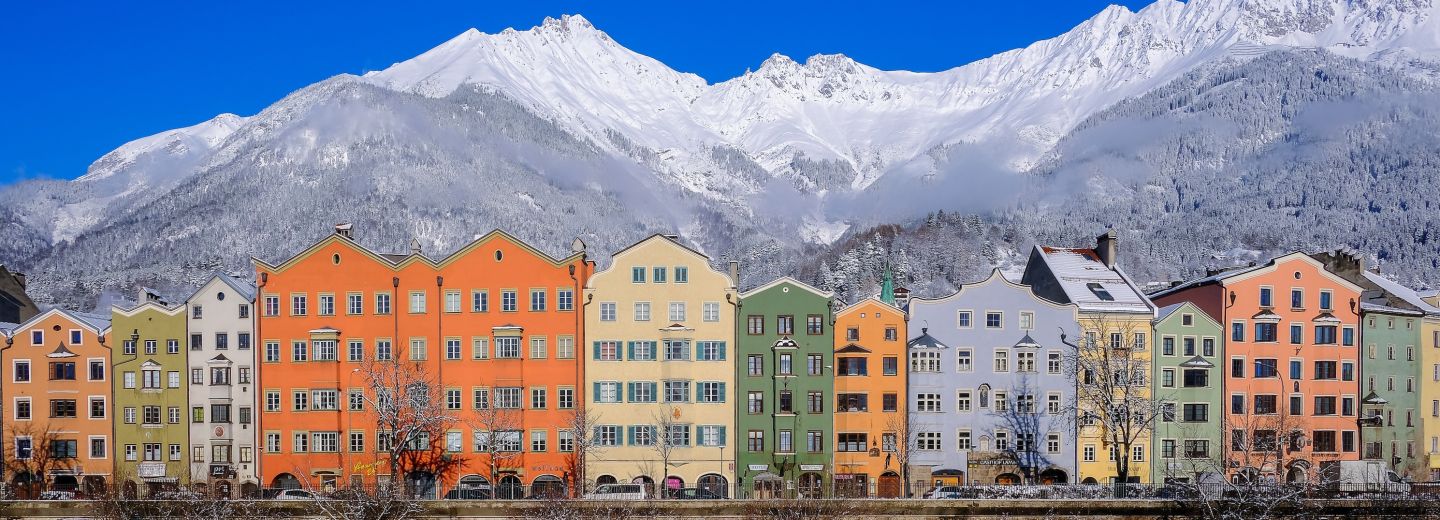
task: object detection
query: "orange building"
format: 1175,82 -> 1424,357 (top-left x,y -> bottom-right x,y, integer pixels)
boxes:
832,297 -> 907,497
1152,252 -> 1363,483
254,226 -> 591,498
1,309 -> 112,496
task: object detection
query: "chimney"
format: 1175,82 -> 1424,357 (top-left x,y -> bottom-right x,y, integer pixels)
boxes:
334,222 -> 354,240
1309,250 -> 1365,278
12,271 -> 25,289
728,261 -> 740,288
894,287 -> 912,307
1095,230 -> 1118,269
663,234 -> 679,240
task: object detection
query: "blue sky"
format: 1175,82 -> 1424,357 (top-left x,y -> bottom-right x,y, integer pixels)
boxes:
1,0 -> 1152,185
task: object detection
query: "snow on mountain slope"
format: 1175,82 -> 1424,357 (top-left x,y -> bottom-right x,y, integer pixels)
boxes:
79,113 -> 247,182
361,0 -> 1440,194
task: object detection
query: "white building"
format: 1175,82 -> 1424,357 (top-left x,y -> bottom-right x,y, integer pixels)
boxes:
185,274 -> 258,497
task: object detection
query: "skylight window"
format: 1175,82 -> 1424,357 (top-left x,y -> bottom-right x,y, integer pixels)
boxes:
1086,283 -> 1115,301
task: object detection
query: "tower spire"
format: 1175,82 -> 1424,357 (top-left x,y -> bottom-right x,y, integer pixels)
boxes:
880,262 -> 895,305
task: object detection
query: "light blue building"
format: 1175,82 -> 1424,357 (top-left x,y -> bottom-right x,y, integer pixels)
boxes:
907,269 -> 1079,488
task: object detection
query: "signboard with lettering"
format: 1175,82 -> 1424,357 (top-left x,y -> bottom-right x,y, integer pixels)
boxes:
747,464 -> 768,471
799,464 -> 824,471
138,462 -> 167,478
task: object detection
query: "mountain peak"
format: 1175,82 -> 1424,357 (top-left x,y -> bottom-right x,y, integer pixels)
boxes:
540,14 -> 595,32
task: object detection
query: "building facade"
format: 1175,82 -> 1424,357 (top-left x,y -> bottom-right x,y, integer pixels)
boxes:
735,278 -> 834,498
1152,252 -> 1363,483
832,296 -> 906,497
908,269 -> 1079,489
1151,302 -> 1225,484
0,265 -> 38,325
185,274 -> 259,496
1,309 -> 112,496
111,299 -> 190,495
1022,232 -> 1156,484
583,235 -> 737,497
255,227 -> 591,498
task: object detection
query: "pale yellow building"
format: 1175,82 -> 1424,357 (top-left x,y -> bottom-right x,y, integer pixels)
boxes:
583,234 -> 738,497
1419,294 -> 1440,481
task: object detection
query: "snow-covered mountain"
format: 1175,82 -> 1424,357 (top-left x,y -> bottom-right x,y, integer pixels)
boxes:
5,0 -> 1440,306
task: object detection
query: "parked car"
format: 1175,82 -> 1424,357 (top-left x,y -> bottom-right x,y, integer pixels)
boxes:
1320,460 -> 1412,495
38,491 -> 75,500
583,484 -> 648,500
443,486 -> 494,500
926,486 -> 962,499
672,487 -> 724,500
274,489 -> 321,500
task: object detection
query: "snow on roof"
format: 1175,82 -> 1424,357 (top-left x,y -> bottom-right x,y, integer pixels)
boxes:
1360,302 -> 1424,316
1362,271 -> 1440,316
69,311 -> 112,332
1035,247 -> 1152,314
1155,303 -> 1186,322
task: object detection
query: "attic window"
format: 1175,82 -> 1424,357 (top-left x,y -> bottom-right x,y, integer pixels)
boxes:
1087,283 -> 1115,301
332,254 -> 341,265
495,250 -> 503,262
217,292 -> 226,301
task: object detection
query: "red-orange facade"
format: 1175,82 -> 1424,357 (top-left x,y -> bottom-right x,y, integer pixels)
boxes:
254,229 -> 591,497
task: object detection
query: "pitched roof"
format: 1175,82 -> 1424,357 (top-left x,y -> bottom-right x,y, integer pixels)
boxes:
1361,271 -> 1440,316
907,329 -> 948,349
739,276 -> 833,299
188,273 -> 257,303
1032,246 -> 1153,314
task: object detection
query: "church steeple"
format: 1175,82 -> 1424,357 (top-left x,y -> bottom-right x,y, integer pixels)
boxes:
880,263 -> 895,305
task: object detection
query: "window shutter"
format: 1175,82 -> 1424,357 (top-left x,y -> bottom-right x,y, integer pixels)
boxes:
592,382 -> 601,401
648,382 -> 657,402
719,426 -> 727,447
627,341 -> 635,360
718,341 -> 727,361
593,342 -> 601,360
718,382 -> 727,403
626,382 -> 635,403
626,426 -> 635,446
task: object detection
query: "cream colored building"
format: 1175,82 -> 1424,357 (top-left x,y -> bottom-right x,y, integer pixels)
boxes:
584,235 -> 737,497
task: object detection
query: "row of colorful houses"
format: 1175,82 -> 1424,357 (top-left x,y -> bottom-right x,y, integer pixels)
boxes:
2,226 -> 1438,499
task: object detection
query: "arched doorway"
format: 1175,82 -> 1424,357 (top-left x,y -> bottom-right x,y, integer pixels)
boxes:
11,472 -> 37,499
1038,469 -> 1068,485
405,471 -> 436,499
192,482 -> 209,497
595,475 -> 617,487
877,472 -> 901,498
240,481 -> 260,498
122,480 -> 139,499
1285,463 -> 1309,484
631,475 -> 655,498
995,473 -> 1021,485
271,473 -> 301,490
663,475 -> 684,498
752,473 -> 783,499
835,473 -> 868,498
1081,477 -> 1099,485
82,476 -> 106,497
697,473 -> 728,499
1233,467 -> 1260,485
214,480 -> 232,498
531,475 -> 566,499
52,475 -> 78,492
798,473 -> 823,498
497,475 -> 523,499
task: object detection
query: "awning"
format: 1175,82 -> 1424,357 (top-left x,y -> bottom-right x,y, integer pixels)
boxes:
752,472 -> 782,481
1313,312 -> 1342,324
141,477 -> 179,484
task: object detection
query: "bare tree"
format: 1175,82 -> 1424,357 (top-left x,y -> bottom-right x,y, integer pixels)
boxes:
989,376 -> 1055,484
360,358 -> 464,499
469,396 -> 525,498
562,407 -> 603,497
1,422 -> 77,498
1060,316 -> 1165,493
648,405 -> 684,498
883,410 -> 917,497
1167,409 -> 1314,520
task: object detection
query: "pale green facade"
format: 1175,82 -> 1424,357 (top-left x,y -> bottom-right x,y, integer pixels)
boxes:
112,302 -> 191,492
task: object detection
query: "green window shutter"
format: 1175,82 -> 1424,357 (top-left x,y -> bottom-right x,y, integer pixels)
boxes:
593,342 -> 602,360
719,426 -> 727,447
627,341 -> 635,360
592,382 -> 601,401
648,382 -> 658,402
718,341 -> 727,361
718,382 -> 726,403
626,382 -> 635,402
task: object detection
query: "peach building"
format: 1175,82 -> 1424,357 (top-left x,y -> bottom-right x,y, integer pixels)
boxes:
832,296 -> 907,497
2,309 -> 112,496
1152,252 -> 1363,483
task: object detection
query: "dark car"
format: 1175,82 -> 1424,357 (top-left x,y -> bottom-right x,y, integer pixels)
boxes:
672,487 -> 724,500
443,486 -> 494,500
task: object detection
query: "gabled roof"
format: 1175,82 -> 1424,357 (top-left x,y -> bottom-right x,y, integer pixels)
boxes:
835,296 -> 903,317
1029,247 -> 1153,314
835,344 -> 871,354
587,233 -> 734,289
1361,271 -> 1440,316
112,299 -> 186,317
11,308 -> 111,335
907,329 -> 948,349
739,276 -> 833,299
187,273 -> 257,303
1150,252 -> 1365,299
255,229 -> 586,274
1154,301 -> 1222,329
910,268 -> 1074,311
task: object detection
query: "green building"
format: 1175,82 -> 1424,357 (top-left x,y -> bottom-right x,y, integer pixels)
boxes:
1358,304 -> 1423,477
112,297 -> 191,495
735,277 -> 835,498
1151,302 -> 1225,484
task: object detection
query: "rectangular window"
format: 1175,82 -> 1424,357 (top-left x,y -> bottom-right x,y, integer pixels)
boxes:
697,341 -> 725,361
668,302 -> 686,322
807,315 -> 824,335
631,266 -> 646,283
634,302 -> 651,321
529,288 -> 547,311
747,315 -> 764,335
599,302 -> 616,322
1260,287 -> 1273,307
472,290 -> 489,312
747,355 -> 763,376
444,290 -> 461,313
777,315 -> 794,335
703,302 -> 720,322
985,312 -> 1003,328
529,336 -> 547,359
495,337 -> 520,358
264,295 -> 280,316
375,292 -> 391,315
594,340 -> 619,361
557,289 -> 574,311
291,294 -> 308,316
408,291 -> 426,313
652,267 -> 667,283
1232,322 -> 1245,342
318,294 -> 335,316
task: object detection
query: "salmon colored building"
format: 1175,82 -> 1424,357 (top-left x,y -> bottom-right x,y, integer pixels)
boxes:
1152,252 -> 1363,483
1,309 -> 112,496
254,226 -> 591,498
832,296 -> 907,497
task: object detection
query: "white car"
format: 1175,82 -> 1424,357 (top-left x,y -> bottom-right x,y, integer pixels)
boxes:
927,486 -> 962,499
275,489 -> 321,500
583,484 -> 648,500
